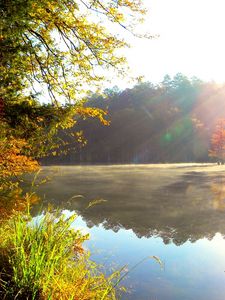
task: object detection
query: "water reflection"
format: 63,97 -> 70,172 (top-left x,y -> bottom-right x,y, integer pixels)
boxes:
0,187 -> 39,221
211,177 -> 225,210
31,164 -> 225,245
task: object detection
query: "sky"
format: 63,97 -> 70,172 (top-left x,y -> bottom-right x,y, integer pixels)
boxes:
116,0 -> 225,87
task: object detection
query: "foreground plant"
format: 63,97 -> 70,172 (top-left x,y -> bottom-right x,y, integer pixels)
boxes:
0,211 -> 122,300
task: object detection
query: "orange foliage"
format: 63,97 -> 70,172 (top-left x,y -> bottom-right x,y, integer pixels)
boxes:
0,188 -> 39,220
209,118 -> 225,161
0,137 -> 39,181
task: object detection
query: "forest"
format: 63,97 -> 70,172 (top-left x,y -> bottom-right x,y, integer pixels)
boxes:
2,0 -> 225,299
43,73 -> 225,164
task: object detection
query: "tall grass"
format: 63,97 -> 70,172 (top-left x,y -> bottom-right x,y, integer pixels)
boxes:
0,211 -> 122,300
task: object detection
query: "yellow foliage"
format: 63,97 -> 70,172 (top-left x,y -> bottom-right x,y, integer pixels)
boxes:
75,106 -> 110,126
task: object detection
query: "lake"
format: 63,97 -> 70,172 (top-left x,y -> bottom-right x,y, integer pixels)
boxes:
31,164 -> 225,300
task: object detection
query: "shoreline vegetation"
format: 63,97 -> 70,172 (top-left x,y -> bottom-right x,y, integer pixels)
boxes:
0,203 -> 124,300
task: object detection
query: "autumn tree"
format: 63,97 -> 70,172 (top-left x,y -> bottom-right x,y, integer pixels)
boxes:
209,119 -> 225,163
0,0 -> 146,182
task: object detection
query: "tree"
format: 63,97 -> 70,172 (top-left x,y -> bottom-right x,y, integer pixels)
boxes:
0,0 -> 146,182
1,0 -> 146,105
209,119 -> 225,163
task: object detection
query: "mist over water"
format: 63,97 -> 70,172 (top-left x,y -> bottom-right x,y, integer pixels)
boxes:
32,164 -> 225,300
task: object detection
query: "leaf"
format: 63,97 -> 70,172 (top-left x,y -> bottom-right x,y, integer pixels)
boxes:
150,255 -> 164,269
70,195 -> 85,199
86,199 -> 108,209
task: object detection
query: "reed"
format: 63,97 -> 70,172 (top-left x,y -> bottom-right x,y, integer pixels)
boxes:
0,211 -> 122,300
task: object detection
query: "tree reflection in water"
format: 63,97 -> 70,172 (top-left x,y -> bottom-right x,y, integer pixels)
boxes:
30,165 -> 225,246
211,177 -> 225,210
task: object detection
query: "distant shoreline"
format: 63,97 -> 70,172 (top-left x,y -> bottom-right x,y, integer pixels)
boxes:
40,162 -> 217,167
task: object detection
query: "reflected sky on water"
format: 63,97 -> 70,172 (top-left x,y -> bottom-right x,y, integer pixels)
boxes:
31,164 -> 225,300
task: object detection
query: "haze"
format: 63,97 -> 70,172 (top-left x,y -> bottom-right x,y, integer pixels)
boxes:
120,0 -> 225,87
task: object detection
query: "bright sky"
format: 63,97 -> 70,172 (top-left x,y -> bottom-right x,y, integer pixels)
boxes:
118,0 -> 225,87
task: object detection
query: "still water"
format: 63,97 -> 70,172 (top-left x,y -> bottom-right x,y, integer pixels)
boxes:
32,164 -> 225,300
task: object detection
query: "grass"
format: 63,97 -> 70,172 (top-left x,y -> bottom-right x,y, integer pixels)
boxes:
0,210 -> 124,300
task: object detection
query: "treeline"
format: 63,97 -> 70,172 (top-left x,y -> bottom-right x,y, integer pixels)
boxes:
43,73 -> 225,164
